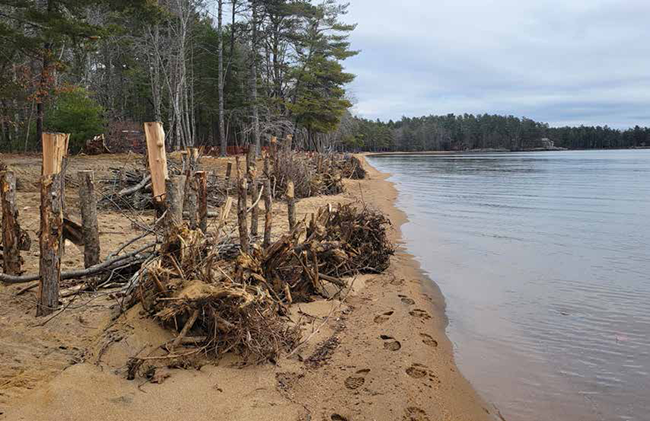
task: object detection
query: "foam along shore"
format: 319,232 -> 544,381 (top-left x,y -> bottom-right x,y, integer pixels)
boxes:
0,154 -> 495,421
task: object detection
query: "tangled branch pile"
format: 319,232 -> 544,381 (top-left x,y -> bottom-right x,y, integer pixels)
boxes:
100,165 -> 227,210
271,152 -> 366,199
134,203 -> 392,362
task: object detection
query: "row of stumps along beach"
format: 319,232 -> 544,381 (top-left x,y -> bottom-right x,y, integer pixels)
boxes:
0,123 -> 391,365
0,123 -> 297,315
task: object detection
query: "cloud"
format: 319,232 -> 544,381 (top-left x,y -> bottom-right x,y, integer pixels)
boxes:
342,0 -> 650,128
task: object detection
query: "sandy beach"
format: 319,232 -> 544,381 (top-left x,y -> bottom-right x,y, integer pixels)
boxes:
0,154 -> 494,421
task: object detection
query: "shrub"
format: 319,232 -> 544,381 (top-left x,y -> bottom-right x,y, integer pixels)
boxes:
46,87 -> 106,153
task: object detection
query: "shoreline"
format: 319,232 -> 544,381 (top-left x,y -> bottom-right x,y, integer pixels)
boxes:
0,153 -> 495,421
356,156 -> 496,420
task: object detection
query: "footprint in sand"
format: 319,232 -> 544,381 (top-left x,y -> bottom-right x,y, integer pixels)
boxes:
344,368 -> 370,390
406,364 -> 428,379
403,406 -> 431,421
399,295 -> 416,305
373,310 -> 394,324
419,333 -> 438,348
380,335 -> 402,351
409,309 -> 431,320
390,278 -> 405,286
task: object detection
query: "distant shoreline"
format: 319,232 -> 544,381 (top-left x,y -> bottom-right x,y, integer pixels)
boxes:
365,146 -> 650,157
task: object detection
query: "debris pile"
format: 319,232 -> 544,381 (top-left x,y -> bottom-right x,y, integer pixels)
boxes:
271,152 -> 368,199
132,203 -> 393,363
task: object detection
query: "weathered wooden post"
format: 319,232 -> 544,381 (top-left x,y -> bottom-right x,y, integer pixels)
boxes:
143,122 -> 168,204
1,171 -> 23,275
195,171 -> 208,233
263,178 -> 273,249
237,177 -> 249,253
78,171 -> 100,268
164,175 -> 186,231
287,179 -> 296,231
38,173 -> 63,316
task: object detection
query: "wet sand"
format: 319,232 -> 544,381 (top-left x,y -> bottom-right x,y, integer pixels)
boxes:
0,154 -> 494,421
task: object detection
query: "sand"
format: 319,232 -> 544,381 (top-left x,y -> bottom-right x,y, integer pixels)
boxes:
0,154 -> 496,421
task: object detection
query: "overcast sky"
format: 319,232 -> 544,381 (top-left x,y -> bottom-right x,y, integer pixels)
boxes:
343,0 -> 650,128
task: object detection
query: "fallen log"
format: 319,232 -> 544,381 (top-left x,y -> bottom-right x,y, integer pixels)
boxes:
0,242 -> 156,284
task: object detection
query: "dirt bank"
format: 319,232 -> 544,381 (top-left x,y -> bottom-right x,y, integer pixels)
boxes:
0,154 -> 494,421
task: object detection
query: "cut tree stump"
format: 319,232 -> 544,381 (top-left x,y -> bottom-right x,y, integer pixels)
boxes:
78,171 -> 100,268
38,174 -> 63,317
164,175 -> 186,230
144,122 -> 169,203
196,171 -> 208,233
287,179 -> 296,231
263,178 -> 273,249
238,178 -> 249,253
1,171 -> 23,275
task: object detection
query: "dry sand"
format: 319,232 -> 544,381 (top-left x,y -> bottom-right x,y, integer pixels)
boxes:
0,154 -> 496,421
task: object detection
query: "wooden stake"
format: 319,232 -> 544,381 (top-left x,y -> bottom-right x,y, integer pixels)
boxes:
237,177 -> 249,253
144,122 -> 169,203
263,178 -> 273,249
287,179 -> 296,231
78,171 -> 100,268
164,175 -> 186,230
196,171 -> 208,233
38,174 -> 63,317
1,171 -> 23,275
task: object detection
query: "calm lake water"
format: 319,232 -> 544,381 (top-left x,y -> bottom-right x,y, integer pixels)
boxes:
367,150 -> 650,421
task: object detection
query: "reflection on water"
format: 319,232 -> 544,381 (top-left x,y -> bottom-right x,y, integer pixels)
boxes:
368,150 -> 650,421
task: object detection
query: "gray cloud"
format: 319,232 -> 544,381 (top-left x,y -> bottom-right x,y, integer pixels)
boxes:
343,0 -> 650,128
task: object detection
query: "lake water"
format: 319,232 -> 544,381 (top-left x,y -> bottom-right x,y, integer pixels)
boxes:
367,150 -> 650,421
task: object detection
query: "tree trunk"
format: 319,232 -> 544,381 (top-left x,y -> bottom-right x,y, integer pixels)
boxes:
78,171 -> 100,269
1,171 -> 23,275
38,173 -> 63,317
218,0 -> 227,156
250,0 -> 260,157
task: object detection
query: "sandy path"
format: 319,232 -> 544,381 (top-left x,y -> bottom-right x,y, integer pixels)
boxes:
0,155 -> 495,421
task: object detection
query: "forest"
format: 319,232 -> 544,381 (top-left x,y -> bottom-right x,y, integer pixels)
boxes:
350,114 -> 650,152
2,1 -> 649,155
0,0 -> 357,153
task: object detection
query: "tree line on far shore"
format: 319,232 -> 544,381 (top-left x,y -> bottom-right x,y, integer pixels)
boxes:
346,114 -> 650,152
